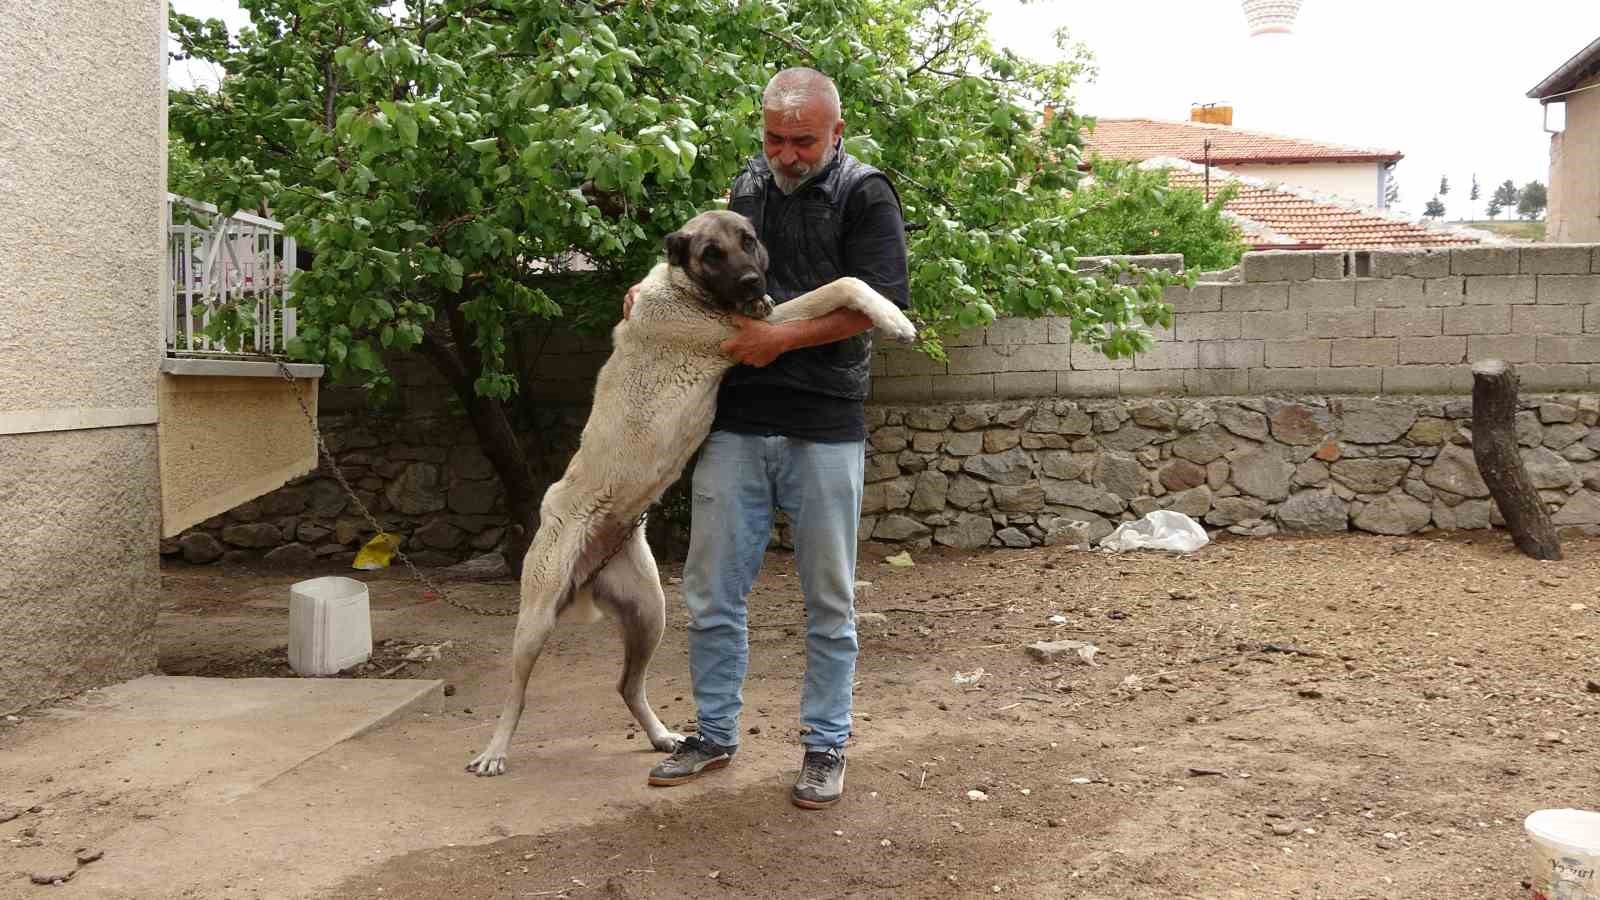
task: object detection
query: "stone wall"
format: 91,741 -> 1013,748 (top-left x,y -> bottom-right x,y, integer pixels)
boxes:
855,394 -> 1600,549
173,245 -> 1600,565
167,391 -> 1600,566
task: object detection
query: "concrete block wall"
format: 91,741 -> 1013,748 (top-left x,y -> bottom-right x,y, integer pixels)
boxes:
860,245 -> 1600,404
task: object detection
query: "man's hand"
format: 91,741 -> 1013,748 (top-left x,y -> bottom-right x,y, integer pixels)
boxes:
720,315 -> 789,368
622,282 -> 643,320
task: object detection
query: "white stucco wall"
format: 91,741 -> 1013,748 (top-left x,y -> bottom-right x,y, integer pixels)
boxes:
1547,76 -> 1600,243
0,0 -> 166,711
1219,161 -> 1385,207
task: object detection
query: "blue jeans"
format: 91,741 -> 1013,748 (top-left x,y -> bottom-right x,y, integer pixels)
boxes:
682,430 -> 864,751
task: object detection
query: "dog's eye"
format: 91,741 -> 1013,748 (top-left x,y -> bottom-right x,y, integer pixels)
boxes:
702,246 -> 723,262
741,235 -> 756,252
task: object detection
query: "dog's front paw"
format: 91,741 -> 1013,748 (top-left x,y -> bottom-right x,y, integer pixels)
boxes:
466,750 -> 509,777
650,731 -> 688,753
877,310 -> 918,345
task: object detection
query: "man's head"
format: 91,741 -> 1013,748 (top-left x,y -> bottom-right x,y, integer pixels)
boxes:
663,210 -> 771,318
761,67 -> 844,194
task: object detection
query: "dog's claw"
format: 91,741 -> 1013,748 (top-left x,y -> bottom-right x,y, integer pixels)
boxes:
466,753 -> 507,777
651,731 -> 688,753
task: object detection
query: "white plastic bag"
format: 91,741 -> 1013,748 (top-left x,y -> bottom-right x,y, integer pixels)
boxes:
1098,510 -> 1210,553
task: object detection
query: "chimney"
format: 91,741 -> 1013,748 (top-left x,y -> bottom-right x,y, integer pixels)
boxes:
1191,103 -> 1233,126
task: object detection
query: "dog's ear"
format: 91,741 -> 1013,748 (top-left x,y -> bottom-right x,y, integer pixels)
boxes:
664,231 -> 691,268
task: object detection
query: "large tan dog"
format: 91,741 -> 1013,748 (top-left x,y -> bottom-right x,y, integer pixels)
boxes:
466,209 -> 917,776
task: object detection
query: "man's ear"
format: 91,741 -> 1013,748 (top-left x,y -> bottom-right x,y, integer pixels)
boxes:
664,231 -> 691,268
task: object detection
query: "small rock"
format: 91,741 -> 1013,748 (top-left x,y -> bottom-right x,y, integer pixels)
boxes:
1540,731 -> 1567,744
1186,767 -> 1226,777
1297,688 -> 1324,699
1270,822 -> 1296,837
748,725 -> 762,735
1587,679 -> 1600,694
1047,817 -> 1066,828
1376,833 -> 1401,851
0,807 -> 19,823
1024,640 -> 1099,666
1107,610 -> 1128,621
443,684 -> 457,697
880,838 -> 892,847
31,871 -> 74,885
75,848 -> 104,865
857,612 -> 889,627
966,789 -> 989,802
1069,777 -> 1092,785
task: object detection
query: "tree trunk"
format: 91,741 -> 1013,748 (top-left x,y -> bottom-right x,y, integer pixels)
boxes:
419,331 -> 541,577
1471,359 -> 1562,560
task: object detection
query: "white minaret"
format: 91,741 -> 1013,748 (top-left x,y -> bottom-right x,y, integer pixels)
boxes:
1228,1 -> 1307,133
1240,0 -> 1303,36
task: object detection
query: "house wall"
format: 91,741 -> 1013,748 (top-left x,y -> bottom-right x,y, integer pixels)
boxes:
1547,74 -> 1600,243
185,245 -> 1600,563
0,0 -> 166,712
1220,161 -> 1384,207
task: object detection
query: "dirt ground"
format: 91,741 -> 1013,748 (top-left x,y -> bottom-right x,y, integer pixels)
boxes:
8,532 -> 1599,898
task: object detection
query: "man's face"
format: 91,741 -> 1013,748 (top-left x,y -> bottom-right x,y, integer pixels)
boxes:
763,98 -> 844,194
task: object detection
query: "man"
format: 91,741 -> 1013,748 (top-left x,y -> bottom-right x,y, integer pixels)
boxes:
625,67 -> 909,809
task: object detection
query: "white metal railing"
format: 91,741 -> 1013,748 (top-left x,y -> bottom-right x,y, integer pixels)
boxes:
165,194 -> 298,357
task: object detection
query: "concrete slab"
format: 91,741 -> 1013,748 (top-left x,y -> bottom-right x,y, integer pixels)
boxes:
0,675 -> 443,804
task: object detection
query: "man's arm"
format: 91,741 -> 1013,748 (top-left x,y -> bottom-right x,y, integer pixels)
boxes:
723,175 -> 908,367
721,308 -> 872,368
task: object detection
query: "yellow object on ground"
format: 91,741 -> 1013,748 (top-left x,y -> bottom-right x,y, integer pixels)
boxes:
352,533 -> 403,571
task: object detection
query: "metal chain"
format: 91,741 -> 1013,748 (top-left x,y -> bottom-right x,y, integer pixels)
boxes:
274,360 -> 519,616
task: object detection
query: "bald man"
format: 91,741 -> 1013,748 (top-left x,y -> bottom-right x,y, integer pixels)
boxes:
640,67 -> 909,809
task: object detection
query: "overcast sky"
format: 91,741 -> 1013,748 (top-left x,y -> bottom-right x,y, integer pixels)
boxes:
171,0 -> 1596,219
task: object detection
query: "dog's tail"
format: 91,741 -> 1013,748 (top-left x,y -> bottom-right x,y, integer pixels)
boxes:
559,585 -> 606,625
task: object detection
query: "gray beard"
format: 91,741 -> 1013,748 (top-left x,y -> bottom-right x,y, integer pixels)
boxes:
769,143 -> 838,194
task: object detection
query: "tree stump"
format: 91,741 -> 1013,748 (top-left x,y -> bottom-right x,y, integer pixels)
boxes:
1471,359 -> 1562,560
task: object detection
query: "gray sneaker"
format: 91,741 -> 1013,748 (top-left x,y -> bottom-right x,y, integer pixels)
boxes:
647,735 -> 734,786
791,746 -> 846,809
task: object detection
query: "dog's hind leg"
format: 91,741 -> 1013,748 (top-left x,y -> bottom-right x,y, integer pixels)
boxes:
465,513 -> 580,777
591,525 -> 685,753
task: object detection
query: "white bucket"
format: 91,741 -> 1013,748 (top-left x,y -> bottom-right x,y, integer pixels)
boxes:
288,576 -> 373,676
1526,809 -> 1600,900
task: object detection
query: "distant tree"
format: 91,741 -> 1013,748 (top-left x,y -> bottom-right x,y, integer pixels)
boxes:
1517,181 -> 1548,220
1469,173 -> 1480,219
1486,197 -> 1504,220
1424,196 -> 1446,220
1493,179 -> 1520,216
1384,171 -> 1400,207
1439,175 -> 1450,197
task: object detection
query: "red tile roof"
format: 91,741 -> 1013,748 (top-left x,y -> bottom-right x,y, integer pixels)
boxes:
1163,168 -> 1482,249
1084,118 -> 1403,166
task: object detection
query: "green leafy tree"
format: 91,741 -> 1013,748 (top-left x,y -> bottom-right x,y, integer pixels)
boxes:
1438,175 -> 1449,198
1424,196 -> 1445,220
1486,196 -> 1504,220
1517,181 -> 1548,220
170,0 -> 1202,566
1492,179 -> 1520,217
1068,161 -> 1245,272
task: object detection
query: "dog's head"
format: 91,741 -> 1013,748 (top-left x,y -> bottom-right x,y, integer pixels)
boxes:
663,210 -> 771,318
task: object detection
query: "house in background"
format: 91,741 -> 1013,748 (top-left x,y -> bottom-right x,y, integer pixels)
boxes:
1,0 -> 322,713
1083,109 -> 1403,209
1529,36 -> 1600,242
1146,159 -> 1486,252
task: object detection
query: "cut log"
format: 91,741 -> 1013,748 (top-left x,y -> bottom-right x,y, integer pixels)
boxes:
1470,359 -> 1562,560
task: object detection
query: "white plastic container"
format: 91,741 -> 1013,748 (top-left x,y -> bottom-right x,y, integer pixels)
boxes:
288,576 -> 373,676
1526,808 -> 1600,900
